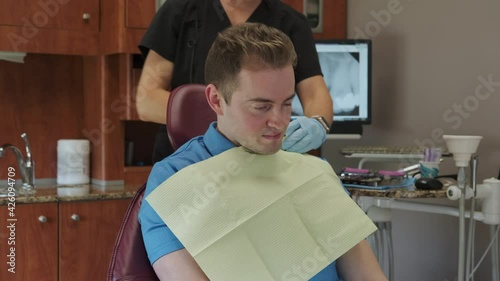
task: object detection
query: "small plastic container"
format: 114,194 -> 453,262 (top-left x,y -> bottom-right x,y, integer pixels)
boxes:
419,161 -> 440,178
57,140 -> 90,185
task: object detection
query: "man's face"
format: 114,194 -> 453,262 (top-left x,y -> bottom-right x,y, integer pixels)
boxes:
217,66 -> 295,155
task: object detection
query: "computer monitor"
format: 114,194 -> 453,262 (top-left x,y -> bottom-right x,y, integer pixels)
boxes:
291,39 -> 372,136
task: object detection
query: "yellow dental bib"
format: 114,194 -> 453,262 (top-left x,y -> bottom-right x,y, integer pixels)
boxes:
147,147 -> 376,281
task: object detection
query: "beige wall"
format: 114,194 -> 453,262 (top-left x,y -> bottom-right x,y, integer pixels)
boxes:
322,0 -> 500,280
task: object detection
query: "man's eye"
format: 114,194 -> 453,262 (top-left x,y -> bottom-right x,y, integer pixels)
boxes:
254,104 -> 270,111
284,102 -> 292,107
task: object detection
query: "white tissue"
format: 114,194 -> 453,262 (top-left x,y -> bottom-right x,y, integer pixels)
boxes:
0,51 -> 26,63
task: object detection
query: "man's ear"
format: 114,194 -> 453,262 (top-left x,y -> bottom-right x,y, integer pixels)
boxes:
205,84 -> 224,115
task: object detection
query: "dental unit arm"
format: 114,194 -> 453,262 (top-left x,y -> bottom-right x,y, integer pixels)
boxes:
447,178 -> 500,225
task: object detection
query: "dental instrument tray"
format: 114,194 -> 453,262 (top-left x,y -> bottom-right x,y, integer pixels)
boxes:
340,167 -> 408,187
340,145 -> 451,156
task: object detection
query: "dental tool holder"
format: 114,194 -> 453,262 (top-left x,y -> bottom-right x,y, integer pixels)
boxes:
447,178 -> 500,225
447,175 -> 500,281
442,135 -> 484,281
351,135 -> 491,280
359,167 -> 499,281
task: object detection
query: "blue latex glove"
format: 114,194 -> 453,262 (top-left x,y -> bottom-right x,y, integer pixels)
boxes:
282,116 -> 327,153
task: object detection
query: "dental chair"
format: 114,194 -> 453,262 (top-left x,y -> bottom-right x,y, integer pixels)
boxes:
107,84 -> 215,281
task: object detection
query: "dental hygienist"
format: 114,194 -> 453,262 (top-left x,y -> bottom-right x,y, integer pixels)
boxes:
135,0 -> 333,163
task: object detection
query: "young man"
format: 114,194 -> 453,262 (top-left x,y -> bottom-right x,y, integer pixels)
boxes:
139,23 -> 387,281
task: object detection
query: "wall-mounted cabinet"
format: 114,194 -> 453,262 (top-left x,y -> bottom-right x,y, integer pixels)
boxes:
0,0 -> 100,55
0,0 -> 156,55
100,0 -> 156,54
126,0 -> 156,29
0,0 -> 99,31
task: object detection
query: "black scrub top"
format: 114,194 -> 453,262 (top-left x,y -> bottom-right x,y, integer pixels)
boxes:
140,0 -> 323,163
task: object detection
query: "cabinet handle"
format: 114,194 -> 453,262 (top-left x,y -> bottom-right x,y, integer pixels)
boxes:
38,215 -> 47,223
82,13 -> 91,21
71,214 -> 80,221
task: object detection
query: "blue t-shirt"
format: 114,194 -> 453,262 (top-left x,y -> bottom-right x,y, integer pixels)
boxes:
138,123 -> 342,281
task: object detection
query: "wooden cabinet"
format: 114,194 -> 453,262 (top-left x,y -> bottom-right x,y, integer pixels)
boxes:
0,199 -> 130,281
100,0 -> 156,54
59,200 -> 130,281
126,0 -> 157,29
123,0 -> 156,53
0,0 -> 100,55
0,0 -> 344,55
124,165 -> 153,186
0,0 -> 99,31
0,203 -> 58,281
0,0 -> 156,55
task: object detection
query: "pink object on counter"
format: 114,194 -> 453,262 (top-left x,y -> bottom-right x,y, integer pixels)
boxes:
342,167 -> 370,174
378,170 -> 405,177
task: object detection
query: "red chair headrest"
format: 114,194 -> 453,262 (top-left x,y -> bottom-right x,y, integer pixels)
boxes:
166,84 -> 217,150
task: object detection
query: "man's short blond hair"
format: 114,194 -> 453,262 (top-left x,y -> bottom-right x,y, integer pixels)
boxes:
205,22 -> 297,103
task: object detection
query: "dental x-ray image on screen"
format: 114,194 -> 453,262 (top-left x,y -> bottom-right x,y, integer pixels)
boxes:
292,39 -> 371,134
320,51 -> 360,116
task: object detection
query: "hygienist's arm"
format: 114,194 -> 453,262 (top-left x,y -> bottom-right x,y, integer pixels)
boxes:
136,50 -> 174,124
295,75 -> 333,126
337,240 -> 388,281
153,249 -> 209,281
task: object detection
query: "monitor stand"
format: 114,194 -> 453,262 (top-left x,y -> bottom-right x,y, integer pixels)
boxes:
325,123 -> 363,140
326,122 -> 363,140
326,134 -> 361,140
331,123 -> 363,134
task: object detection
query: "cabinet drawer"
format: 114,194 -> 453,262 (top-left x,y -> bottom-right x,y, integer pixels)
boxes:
0,203 -> 58,281
0,0 -> 99,32
59,199 -> 130,281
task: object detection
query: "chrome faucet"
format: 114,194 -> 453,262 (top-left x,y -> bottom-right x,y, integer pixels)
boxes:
0,133 -> 35,194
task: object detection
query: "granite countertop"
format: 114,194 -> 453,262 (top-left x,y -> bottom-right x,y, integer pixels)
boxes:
346,177 -> 453,199
0,184 -> 141,205
347,187 -> 448,199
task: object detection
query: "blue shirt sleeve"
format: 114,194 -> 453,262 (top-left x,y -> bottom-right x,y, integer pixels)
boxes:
138,162 -> 185,265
